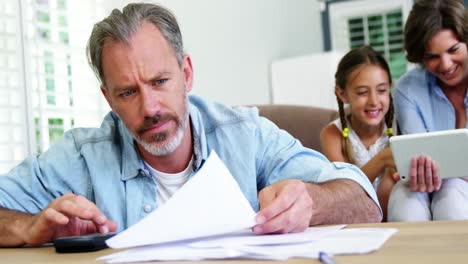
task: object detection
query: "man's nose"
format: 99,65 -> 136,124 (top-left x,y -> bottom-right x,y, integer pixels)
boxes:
140,87 -> 160,117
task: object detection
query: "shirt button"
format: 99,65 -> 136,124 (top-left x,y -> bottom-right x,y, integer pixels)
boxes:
143,204 -> 152,213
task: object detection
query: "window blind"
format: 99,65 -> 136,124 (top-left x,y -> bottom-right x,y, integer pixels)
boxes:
329,0 -> 412,81
0,0 -> 29,173
347,10 -> 406,80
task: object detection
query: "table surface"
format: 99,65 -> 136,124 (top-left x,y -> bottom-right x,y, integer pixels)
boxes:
2,220 -> 468,264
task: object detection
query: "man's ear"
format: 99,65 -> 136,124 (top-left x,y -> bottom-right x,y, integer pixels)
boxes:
101,86 -> 113,109
335,86 -> 348,104
182,55 -> 193,93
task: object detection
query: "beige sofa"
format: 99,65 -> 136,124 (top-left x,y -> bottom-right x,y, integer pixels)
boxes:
255,104 -> 337,153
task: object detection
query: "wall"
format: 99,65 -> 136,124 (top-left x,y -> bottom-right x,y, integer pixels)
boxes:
108,0 -> 323,106
271,51 -> 344,110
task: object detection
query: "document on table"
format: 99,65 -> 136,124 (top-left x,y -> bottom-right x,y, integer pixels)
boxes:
99,225 -> 347,262
106,151 -> 257,249
99,150 -> 398,263
99,227 -> 397,263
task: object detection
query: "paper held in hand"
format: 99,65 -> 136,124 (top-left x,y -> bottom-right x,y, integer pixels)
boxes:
106,151 -> 257,249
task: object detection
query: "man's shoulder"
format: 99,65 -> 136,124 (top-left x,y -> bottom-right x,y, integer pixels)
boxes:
64,112 -> 119,149
189,95 -> 261,130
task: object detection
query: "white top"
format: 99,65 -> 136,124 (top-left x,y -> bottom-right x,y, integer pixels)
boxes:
144,158 -> 194,207
332,117 -> 390,189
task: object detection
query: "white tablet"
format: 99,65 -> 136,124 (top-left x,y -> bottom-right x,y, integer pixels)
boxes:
389,129 -> 468,182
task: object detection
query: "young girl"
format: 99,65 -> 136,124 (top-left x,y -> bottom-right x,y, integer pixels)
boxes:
320,46 -> 397,221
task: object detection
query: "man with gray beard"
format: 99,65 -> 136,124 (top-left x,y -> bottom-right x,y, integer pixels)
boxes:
0,3 -> 381,246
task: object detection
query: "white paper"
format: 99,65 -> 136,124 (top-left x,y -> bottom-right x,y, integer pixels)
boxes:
106,151 -> 257,249
236,228 -> 398,260
188,224 -> 346,248
99,243 -> 245,263
99,227 -> 397,263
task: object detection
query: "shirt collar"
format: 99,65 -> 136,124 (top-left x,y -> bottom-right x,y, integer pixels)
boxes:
111,112 -> 142,181
116,95 -> 209,181
425,70 -> 468,101
425,71 -> 445,99
187,96 -> 209,171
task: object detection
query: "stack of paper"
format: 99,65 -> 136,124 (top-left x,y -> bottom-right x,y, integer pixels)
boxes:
99,227 -> 396,262
98,151 -> 397,263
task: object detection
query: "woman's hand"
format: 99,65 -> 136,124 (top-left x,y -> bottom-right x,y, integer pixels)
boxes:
409,155 -> 441,193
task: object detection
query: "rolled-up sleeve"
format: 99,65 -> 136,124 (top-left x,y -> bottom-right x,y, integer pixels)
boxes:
0,156 -> 52,213
255,116 -> 380,212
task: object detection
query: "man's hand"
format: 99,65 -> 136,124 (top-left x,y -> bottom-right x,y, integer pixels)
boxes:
409,155 -> 441,193
253,179 -> 312,235
23,193 -> 117,246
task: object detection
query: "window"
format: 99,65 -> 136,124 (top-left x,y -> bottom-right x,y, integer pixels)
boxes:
48,118 -> 64,143
0,0 -> 108,174
0,0 -> 28,174
57,0 -> 66,10
328,0 -> 413,80
347,10 -> 406,79
57,15 -> 67,27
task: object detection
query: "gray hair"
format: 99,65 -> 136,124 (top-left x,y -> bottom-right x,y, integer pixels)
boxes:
86,3 -> 184,87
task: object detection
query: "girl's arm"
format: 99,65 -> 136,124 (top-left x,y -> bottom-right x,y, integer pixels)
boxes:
321,124 -> 395,183
360,147 -> 395,183
320,124 -> 347,162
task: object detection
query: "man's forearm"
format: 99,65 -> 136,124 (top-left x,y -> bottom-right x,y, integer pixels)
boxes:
0,208 -> 32,246
307,179 -> 382,225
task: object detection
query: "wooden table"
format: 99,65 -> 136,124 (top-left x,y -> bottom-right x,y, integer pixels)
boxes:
2,220 -> 468,264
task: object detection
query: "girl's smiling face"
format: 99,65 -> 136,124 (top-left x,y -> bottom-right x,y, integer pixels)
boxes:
336,64 -> 391,129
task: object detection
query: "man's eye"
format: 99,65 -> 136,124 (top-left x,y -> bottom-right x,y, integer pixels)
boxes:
120,90 -> 135,97
152,79 -> 168,86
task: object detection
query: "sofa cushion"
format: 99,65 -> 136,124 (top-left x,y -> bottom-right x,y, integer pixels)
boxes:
255,104 -> 337,153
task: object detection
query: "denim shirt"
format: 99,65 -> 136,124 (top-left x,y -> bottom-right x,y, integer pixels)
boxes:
0,95 -> 378,231
394,67 -> 468,134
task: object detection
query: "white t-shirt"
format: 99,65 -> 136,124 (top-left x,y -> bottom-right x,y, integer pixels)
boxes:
144,158 -> 194,207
